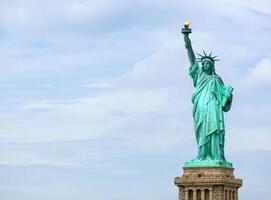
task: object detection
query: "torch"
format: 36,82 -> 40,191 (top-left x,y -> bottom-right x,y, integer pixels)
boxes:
181,21 -> 192,35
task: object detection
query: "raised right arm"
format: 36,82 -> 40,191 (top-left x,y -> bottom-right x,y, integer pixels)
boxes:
183,34 -> 196,66
183,33 -> 200,87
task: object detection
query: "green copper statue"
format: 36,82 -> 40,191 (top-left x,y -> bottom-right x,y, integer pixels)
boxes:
182,21 -> 233,168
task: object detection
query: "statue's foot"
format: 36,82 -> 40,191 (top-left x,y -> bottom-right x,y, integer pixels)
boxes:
184,159 -> 233,168
204,156 -> 212,161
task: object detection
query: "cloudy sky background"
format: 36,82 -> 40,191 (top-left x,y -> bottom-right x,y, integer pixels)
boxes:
0,0 -> 270,199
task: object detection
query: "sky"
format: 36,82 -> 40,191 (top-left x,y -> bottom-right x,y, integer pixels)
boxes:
0,0 -> 270,199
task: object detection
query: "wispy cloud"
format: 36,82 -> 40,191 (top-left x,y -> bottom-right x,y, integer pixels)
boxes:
238,58 -> 271,90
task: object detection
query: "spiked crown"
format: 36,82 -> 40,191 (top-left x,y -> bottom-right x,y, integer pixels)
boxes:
197,50 -> 219,63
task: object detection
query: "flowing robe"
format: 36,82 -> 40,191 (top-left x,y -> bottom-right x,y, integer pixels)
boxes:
189,63 -> 232,161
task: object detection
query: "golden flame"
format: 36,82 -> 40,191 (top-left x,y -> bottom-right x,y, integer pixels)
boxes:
184,21 -> 191,28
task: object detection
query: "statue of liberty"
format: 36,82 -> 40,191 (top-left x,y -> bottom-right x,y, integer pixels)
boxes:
182,21 -> 233,168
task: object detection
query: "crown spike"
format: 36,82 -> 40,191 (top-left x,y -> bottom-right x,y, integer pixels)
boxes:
196,53 -> 203,57
196,51 -> 219,63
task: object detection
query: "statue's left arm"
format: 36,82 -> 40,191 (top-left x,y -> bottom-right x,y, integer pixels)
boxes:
222,86 -> 233,112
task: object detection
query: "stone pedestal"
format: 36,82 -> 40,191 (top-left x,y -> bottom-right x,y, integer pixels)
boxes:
174,167 -> 242,200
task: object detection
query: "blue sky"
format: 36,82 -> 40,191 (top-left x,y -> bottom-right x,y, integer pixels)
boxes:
0,0 -> 271,199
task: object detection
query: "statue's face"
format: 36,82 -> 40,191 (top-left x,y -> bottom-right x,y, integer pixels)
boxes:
202,59 -> 214,74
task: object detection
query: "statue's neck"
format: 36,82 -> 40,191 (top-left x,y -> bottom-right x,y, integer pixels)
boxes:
203,70 -> 213,76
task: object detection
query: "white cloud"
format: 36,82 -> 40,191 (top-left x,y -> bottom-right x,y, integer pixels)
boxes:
234,0 -> 271,15
0,89 -> 172,143
238,58 -> 271,90
81,82 -> 115,89
228,126 -> 271,151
